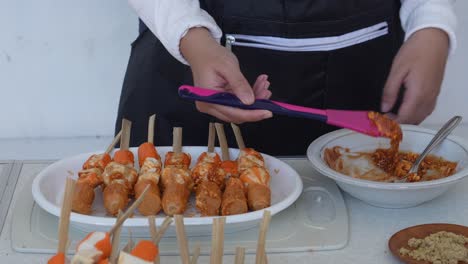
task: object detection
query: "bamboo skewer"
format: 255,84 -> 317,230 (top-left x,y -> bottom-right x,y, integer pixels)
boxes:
234,247 -> 245,264
174,215 -> 191,264
122,228 -> 135,253
121,119 -> 132,150
153,216 -> 173,244
255,210 -> 271,264
148,114 -> 156,144
190,243 -> 201,264
230,123 -> 246,150
173,127 -> 183,153
207,123 -> 216,153
109,184 -> 150,235
105,130 -> 123,154
149,216 -> 157,241
57,177 -> 76,254
210,217 -> 226,264
148,215 -> 160,264
110,211 -> 124,263
215,123 -> 230,161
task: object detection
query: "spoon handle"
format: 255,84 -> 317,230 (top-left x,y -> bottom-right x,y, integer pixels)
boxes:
409,116 -> 462,173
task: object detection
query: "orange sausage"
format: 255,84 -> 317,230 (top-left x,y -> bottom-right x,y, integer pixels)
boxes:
72,181 -> 95,214
131,240 -> 159,261
196,152 -> 221,165
114,150 -> 135,167
83,153 -> 112,171
135,179 -> 161,216
138,142 -> 160,167
103,183 -> 129,216
164,152 -> 191,169
247,183 -> 271,211
220,160 -> 239,178
98,259 -> 110,264
47,253 -> 65,264
239,166 -> 270,187
221,178 -> 248,216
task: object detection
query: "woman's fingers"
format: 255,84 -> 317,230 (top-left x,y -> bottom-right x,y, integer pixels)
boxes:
218,62 -> 255,105
381,59 -> 409,113
195,101 -> 272,123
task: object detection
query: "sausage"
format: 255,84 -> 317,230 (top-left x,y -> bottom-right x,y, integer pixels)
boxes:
221,178 -> 248,216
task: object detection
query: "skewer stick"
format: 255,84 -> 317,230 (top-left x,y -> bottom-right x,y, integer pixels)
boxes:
105,130 -> 122,154
110,211 -> 124,263
190,243 -> 201,264
149,216 -> 157,241
148,114 -> 156,144
173,127 -> 183,154
109,184 -> 150,235
57,177 -> 76,254
207,123 -> 216,153
230,123 -> 246,150
215,123 -> 230,161
121,118 -> 132,150
234,247 -> 245,264
210,217 -> 225,264
174,215 -> 190,264
148,215 -> 160,264
255,210 -> 271,264
154,216 -> 173,244
122,228 -> 135,253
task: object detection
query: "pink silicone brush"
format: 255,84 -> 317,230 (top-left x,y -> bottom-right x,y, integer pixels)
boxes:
178,85 -> 383,137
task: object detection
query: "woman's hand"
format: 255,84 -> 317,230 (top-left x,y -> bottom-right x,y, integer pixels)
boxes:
381,28 -> 450,124
180,28 -> 272,124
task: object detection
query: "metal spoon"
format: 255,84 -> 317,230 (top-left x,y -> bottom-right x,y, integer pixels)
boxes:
395,116 -> 462,183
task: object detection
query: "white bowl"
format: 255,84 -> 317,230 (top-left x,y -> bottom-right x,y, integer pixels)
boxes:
32,146 -> 303,236
307,125 -> 468,208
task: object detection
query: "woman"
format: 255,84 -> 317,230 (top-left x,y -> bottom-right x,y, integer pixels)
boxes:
116,0 -> 456,155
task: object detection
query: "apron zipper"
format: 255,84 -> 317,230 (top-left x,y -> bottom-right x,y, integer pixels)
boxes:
225,34 -> 235,51
225,22 -> 388,52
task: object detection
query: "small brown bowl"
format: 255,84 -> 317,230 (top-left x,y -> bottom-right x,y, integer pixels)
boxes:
388,223 -> 468,264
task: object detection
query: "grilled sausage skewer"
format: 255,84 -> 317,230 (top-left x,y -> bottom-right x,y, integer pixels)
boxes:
192,123 -> 223,216
231,123 -> 271,211
216,123 -> 247,216
103,119 -> 138,216
135,114 -> 162,216
72,131 -> 121,214
161,127 -> 193,216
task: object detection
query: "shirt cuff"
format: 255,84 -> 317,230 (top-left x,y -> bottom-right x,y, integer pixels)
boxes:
165,12 -> 223,65
401,3 -> 457,56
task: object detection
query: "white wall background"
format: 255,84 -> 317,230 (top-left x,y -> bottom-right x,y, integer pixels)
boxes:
0,1 -> 467,139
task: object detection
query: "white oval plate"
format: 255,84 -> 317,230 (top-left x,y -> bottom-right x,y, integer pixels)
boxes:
32,147 -> 303,236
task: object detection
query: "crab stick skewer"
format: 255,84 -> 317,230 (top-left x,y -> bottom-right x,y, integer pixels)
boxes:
231,124 -> 271,211
48,177 -> 76,264
71,186 -> 150,264
103,119 -> 138,216
72,132 -> 121,215
192,123 -> 223,216
118,216 -> 171,264
135,114 -> 162,216
161,128 -> 193,216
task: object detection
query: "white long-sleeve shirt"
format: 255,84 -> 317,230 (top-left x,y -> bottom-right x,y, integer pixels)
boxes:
128,0 -> 456,65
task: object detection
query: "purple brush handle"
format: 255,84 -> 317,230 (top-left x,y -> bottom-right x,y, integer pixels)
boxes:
178,85 -> 328,123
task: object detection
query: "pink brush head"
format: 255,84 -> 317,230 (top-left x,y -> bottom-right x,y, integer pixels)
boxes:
325,110 -> 382,137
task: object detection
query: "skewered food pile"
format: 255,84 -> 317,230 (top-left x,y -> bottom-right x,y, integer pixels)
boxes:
49,176 -> 272,264
71,117 -> 272,218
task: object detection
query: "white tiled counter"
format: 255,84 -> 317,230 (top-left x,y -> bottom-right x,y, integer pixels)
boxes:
1,124 -> 468,263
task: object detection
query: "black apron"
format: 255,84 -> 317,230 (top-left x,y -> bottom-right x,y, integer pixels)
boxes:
116,0 -> 404,156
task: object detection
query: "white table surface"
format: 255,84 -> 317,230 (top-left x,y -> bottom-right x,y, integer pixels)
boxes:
1,124 -> 468,264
